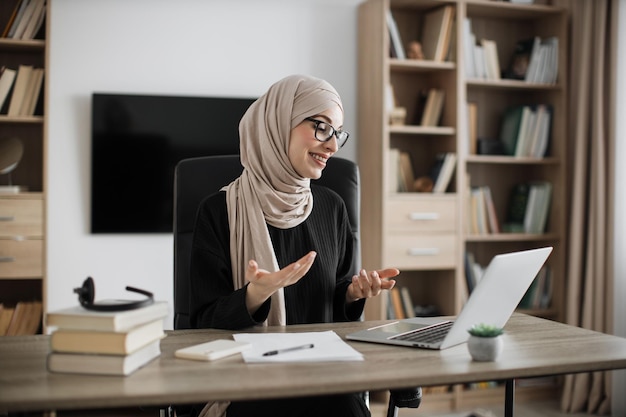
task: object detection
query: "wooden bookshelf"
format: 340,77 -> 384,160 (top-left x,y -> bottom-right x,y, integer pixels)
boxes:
0,0 -> 48,335
358,0 -> 567,411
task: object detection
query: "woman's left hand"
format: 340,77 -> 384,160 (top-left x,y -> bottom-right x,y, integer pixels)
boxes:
346,268 -> 399,303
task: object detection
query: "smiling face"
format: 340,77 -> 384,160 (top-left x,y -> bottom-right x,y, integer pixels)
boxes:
288,104 -> 344,180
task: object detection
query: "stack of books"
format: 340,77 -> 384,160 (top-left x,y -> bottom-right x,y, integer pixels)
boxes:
1,0 -> 47,40
499,104 -> 553,158
45,301 -> 168,376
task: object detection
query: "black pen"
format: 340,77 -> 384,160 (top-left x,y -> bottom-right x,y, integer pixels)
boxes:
262,343 -> 315,357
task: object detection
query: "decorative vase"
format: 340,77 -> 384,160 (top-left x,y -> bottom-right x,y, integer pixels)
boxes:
467,334 -> 504,362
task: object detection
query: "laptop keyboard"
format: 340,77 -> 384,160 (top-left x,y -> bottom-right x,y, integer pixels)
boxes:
390,320 -> 454,344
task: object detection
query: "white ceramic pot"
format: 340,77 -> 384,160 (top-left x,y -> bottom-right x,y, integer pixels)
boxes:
467,335 -> 504,362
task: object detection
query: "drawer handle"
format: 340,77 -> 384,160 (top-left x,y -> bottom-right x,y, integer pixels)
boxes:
408,212 -> 439,221
0,256 -> 16,263
0,215 -> 15,221
407,248 -> 440,256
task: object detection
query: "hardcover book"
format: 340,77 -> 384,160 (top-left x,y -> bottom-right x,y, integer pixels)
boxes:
46,301 -> 169,332
50,318 -> 165,355
47,339 -> 161,376
420,5 -> 454,61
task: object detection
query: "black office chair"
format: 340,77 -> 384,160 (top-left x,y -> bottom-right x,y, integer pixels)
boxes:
172,155 -> 420,416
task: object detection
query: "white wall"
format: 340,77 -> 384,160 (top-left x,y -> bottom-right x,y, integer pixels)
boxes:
47,0 -> 362,328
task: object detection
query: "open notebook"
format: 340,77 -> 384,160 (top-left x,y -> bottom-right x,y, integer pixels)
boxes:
347,247 -> 552,350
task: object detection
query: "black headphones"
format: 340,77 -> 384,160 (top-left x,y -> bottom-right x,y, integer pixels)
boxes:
73,277 -> 154,312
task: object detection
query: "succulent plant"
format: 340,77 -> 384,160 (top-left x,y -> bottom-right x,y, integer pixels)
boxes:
467,323 -> 504,337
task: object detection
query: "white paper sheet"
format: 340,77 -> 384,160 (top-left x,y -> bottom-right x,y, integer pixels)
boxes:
233,330 -> 363,363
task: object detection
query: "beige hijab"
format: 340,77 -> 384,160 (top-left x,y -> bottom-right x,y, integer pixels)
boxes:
200,74 -> 344,417
224,74 -> 343,325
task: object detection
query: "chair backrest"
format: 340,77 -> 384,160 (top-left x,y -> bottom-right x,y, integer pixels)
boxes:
173,155 -> 361,329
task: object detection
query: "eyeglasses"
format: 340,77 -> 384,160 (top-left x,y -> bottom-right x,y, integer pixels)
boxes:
304,117 -> 350,149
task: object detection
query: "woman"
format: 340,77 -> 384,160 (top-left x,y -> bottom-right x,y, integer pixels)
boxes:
189,74 -> 399,417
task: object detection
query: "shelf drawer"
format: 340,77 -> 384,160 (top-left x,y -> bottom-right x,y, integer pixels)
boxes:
0,199 -> 43,238
0,239 -> 43,278
384,234 -> 456,270
385,198 -> 456,232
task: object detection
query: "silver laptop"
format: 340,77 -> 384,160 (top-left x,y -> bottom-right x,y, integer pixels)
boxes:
347,247 -> 552,350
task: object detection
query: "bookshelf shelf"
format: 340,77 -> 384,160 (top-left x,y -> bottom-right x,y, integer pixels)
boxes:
465,155 -> 560,165
0,0 -> 48,336
465,1 -> 561,18
467,78 -> 562,91
0,38 -> 45,50
389,125 -> 455,135
390,58 -> 456,72
465,233 -> 560,242
0,115 -> 44,123
358,0 -> 567,411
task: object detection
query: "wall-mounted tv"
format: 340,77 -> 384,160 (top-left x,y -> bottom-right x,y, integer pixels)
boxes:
91,93 -> 256,234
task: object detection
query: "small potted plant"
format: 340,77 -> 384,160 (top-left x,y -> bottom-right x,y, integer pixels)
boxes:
467,323 -> 504,362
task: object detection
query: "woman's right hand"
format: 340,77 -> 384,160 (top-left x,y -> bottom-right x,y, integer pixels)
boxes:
245,251 -> 317,314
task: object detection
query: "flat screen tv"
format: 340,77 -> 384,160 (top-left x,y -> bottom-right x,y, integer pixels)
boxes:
91,93 -> 256,233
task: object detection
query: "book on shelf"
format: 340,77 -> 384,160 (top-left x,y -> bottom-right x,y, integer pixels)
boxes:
46,300 -> 169,332
19,67 -> 44,116
0,67 -> 17,112
523,181 -> 552,234
7,65 -> 33,117
527,105 -> 553,158
0,304 -> 16,335
480,39 -> 501,80
522,36 -> 558,84
468,187 -> 479,235
9,0 -> 40,39
420,5 -> 454,62
469,187 -> 489,235
1,0 -> 23,37
503,183 -> 530,232
419,88 -> 444,127
386,10 -> 405,59
398,151 -> 415,192
482,186 -> 500,234
422,386 -> 451,395
4,301 -> 42,335
473,43 -> 486,79
462,18 -> 476,78
47,338 -> 161,376
499,105 -> 524,156
4,0 -> 30,38
503,181 -> 551,233
513,106 -> 535,156
432,152 -> 456,193
400,287 -> 415,318
464,252 -> 484,294
50,318 -> 165,355
389,287 -> 406,319
499,104 -> 552,157
20,0 -> 46,40
387,148 -> 402,193
469,186 -> 499,234
467,102 -> 478,154
464,252 -> 476,294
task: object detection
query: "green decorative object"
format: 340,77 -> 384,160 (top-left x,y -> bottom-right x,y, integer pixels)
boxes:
467,323 -> 504,338
467,324 -> 504,361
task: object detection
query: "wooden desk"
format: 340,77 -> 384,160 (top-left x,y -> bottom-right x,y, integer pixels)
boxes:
1,314 -> 626,414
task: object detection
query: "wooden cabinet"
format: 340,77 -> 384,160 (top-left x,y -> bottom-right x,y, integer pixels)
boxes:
0,0 -> 47,335
0,196 -> 43,278
358,0 -> 566,411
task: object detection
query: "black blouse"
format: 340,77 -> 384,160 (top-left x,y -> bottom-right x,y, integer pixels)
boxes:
189,184 -> 365,330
